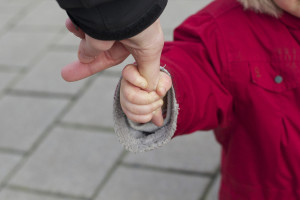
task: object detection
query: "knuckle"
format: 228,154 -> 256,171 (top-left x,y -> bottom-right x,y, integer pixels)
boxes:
128,105 -> 139,115
146,94 -> 153,104
151,103 -> 159,112
122,64 -> 134,79
86,38 -> 98,50
145,105 -> 153,114
126,92 -> 135,102
101,41 -> 114,50
89,39 -> 113,51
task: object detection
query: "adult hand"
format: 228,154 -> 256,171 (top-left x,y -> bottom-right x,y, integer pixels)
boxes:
63,18 -> 164,91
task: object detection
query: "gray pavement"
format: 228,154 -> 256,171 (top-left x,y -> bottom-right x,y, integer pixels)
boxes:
0,0 -> 221,199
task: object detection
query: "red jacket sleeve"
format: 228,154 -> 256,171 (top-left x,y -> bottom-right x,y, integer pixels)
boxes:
161,12 -> 233,137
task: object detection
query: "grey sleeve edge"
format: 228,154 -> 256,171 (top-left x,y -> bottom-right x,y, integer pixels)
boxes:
113,67 -> 179,153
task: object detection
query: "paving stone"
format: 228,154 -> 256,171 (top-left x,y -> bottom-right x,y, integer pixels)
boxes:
124,131 -> 221,173
0,0 -> 34,13
13,51 -> 86,95
10,127 -> 123,198
96,166 -> 209,200
205,174 -> 221,200
0,96 -> 68,151
0,153 -> 21,183
0,0 -> 34,7
0,13 -> 17,31
14,0 -> 67,29
0,31 -> 58,68
0,188 -> 74,200
0,72 -> 16,92
62,75 -> 120,128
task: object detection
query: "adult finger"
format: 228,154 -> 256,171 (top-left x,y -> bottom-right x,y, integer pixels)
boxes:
120,79 -> 160,105
62,42 -> 129,81
65,18 -> 85,39
122,20 -> 164,91
78,35 -> 115,63
122,64 -> 148,90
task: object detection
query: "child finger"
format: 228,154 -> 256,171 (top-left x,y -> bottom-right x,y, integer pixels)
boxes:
122,64 -> 148,90
122,110 -> 153,124
151,108 -> 164,127
156,72 -> 172,97
122,99 -> 164,115
121,79 -> 160,105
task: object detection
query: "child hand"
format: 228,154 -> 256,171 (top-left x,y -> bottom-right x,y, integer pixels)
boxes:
120,64 -> 172,127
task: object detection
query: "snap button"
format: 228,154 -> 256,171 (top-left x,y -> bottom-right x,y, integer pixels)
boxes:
275,75 -> 283,84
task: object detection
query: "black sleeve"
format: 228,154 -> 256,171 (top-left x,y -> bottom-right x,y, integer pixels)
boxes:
56,0 -> 168,41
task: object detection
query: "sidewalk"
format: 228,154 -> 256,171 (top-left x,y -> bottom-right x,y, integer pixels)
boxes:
0,0 -> 220,199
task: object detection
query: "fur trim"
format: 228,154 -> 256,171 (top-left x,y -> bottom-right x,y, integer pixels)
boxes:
238,0 -> 282,17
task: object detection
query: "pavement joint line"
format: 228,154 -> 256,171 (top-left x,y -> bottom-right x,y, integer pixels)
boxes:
0,71 -> 24,100
199,165 -> 220,200
5,89 -> 75,100
10,26 -> 66,33
90,150 -> 128,200
0,148 -> 25,156
0,75 -> 98,194
0,0 -> 43,39
58,122 -> 115,134
121,162 -> 215,178
0,26 -> 72,101
0,66 -> 24,73
7,185 -> 89,200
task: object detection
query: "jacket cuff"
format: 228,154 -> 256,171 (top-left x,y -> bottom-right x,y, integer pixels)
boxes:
65,0 -> 168,40
113,67 -> 179,153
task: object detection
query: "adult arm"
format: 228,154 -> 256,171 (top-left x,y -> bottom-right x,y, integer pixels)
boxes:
56,0 -> 168,40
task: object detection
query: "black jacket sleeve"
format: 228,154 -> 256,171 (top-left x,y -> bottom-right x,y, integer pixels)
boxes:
56,0 -> 168,40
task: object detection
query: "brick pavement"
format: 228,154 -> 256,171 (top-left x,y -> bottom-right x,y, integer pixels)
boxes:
0,0 -> 221,199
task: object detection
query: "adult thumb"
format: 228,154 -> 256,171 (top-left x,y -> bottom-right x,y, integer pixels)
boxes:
78,35 -> 115,64
134,54 -> 161,91
123,20 -> 164,91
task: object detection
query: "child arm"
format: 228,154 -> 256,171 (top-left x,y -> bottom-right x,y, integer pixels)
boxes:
161,13 -> 233,137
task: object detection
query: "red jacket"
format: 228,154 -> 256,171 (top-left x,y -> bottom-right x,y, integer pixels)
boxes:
161,0 -> 300,199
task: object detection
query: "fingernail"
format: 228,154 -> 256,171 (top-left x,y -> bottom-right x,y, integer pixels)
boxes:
138,79 -> 147,89
150,92 -> 159,101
